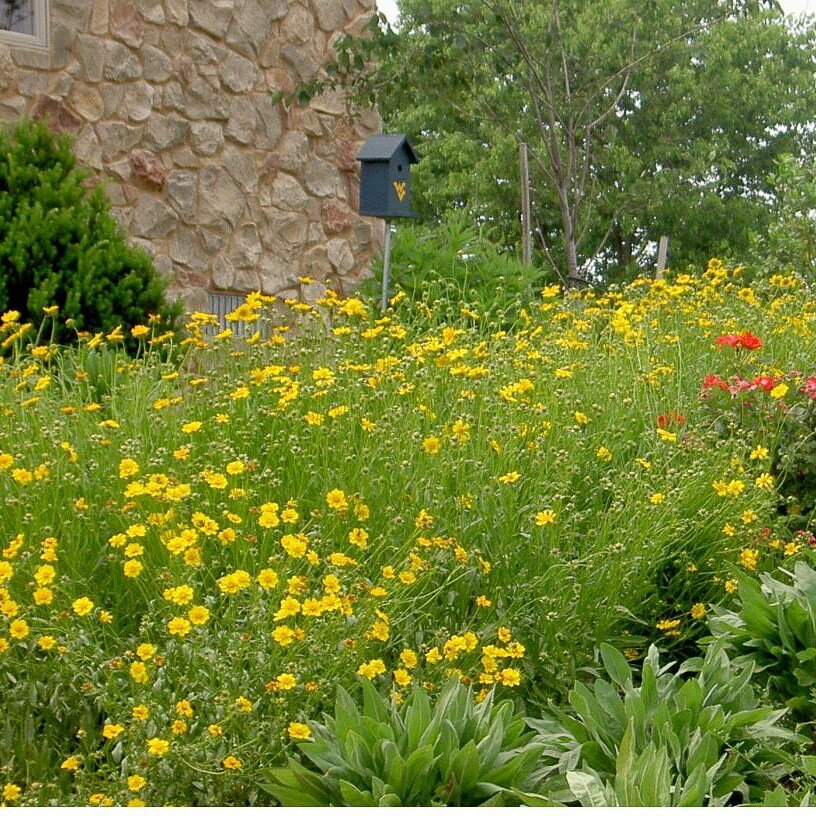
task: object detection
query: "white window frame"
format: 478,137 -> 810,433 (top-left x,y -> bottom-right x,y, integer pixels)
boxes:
0,0 -> 49,50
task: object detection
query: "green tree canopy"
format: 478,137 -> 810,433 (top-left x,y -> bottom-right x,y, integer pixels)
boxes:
0,120 -> 178,343
352,0 -> 816,282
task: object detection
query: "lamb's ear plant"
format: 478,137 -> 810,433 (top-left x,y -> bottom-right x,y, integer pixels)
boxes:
259,679 -> 546,806
707,561 -> 816,722
526,643 -> 802,806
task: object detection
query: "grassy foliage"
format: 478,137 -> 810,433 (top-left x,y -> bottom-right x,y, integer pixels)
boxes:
1,260 -> 816,803
362,212 -> 546,324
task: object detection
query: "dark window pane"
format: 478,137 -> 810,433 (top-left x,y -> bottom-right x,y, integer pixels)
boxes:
1,0 -> 35,35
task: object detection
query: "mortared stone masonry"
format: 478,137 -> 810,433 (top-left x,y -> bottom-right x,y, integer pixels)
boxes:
0,0 -> 383,309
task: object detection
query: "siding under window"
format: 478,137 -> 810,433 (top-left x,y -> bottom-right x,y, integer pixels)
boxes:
208,291 -> 265,338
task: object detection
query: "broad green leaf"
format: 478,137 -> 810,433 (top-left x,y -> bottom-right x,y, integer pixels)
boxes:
509,788 -> 560,806
592,679 -> 627,739
339,779 -> 376,806
447,739 -> 480,800
475,716 -> 505,773
361,678 -> 389,722
800,754 -> 816,776
405,744 -> 437,801
480,745 -> 541,788
761,785 -> 790,807
566,770 -> 611,806
631,742 -> 671,806
677,761 -> 708,806
405,686 -> 431,753
381,740 -> 406,795
601,643 -> 633,690
378,792 -> 403,806
334,684 -> 361,743
711,770 -> 744,799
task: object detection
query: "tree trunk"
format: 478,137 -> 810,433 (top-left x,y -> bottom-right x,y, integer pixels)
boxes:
557,190 -> 581,286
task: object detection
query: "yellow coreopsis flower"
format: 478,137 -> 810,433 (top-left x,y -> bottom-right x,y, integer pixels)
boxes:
167,617 -> 191,637
146,738 -> 169,756
422,437 -> 441,454
287,722 -> 311,740
188,605 -> 210,626
102,723 -> 125,740
357,658 -> 386,679
72,597 -> 94,616
535,509 -> 557,526
326,489 -> 348,512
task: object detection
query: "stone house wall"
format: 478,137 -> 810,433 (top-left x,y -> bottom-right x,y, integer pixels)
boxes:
0,0 -> 383,309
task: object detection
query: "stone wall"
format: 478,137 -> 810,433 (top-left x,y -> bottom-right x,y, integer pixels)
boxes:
0,0 -> 382,309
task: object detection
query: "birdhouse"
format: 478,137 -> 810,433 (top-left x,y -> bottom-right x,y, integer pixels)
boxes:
357,134 -> 419,219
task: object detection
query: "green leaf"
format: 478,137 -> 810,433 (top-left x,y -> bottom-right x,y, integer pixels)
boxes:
405,744 -> 437,802
378,792 -> 403,806
615,720 -> 635,790
592,678 -> 627,739
711,770 -> 744,799
509,788 -> 559,806
258,762 -> 329,806
334,684 -> 361,743
339,779 -> 376,806
447,739 -> 481,801
761,785 -> 790,807
436,719 -> 460,777
475,718 -> 505,773
566,770 -> 611,806
677,762 -> 709,807
361,678 -> 389,722
381,740 -> 406,795
794,561 -> 816,599
601,643 -> 633,690
405,686 -> 432,753
631,743 -> 671,806
800,754 -> 816,776
480,745 -> 541,788
343,728 -> 375,778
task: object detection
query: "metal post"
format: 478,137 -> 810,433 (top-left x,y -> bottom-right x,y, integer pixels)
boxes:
520,142 -> 531,266
656,235 -> 669,278
381,219 -> 392,312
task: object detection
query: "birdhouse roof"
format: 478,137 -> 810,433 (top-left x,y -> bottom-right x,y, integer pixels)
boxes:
357,134 -> 418,163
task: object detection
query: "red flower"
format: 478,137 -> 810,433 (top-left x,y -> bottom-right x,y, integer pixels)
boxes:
737,332 -> 762,350
803,376 -> 816,399
701,374 -> 728,392
715,332 -> 762,350
716,334 -> 740,347
752,375 -> 777,393
657,410 -> 687,429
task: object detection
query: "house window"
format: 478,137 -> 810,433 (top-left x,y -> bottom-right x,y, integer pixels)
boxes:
0,0 -> 48,49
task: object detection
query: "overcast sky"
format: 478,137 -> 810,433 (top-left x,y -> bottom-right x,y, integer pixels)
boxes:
375,0 -> 813,26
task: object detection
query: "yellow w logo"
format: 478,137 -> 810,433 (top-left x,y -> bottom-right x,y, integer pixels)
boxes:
393,181 -> 407,202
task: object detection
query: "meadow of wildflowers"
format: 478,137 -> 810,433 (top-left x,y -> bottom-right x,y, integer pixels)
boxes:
2,259 -> 816,804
